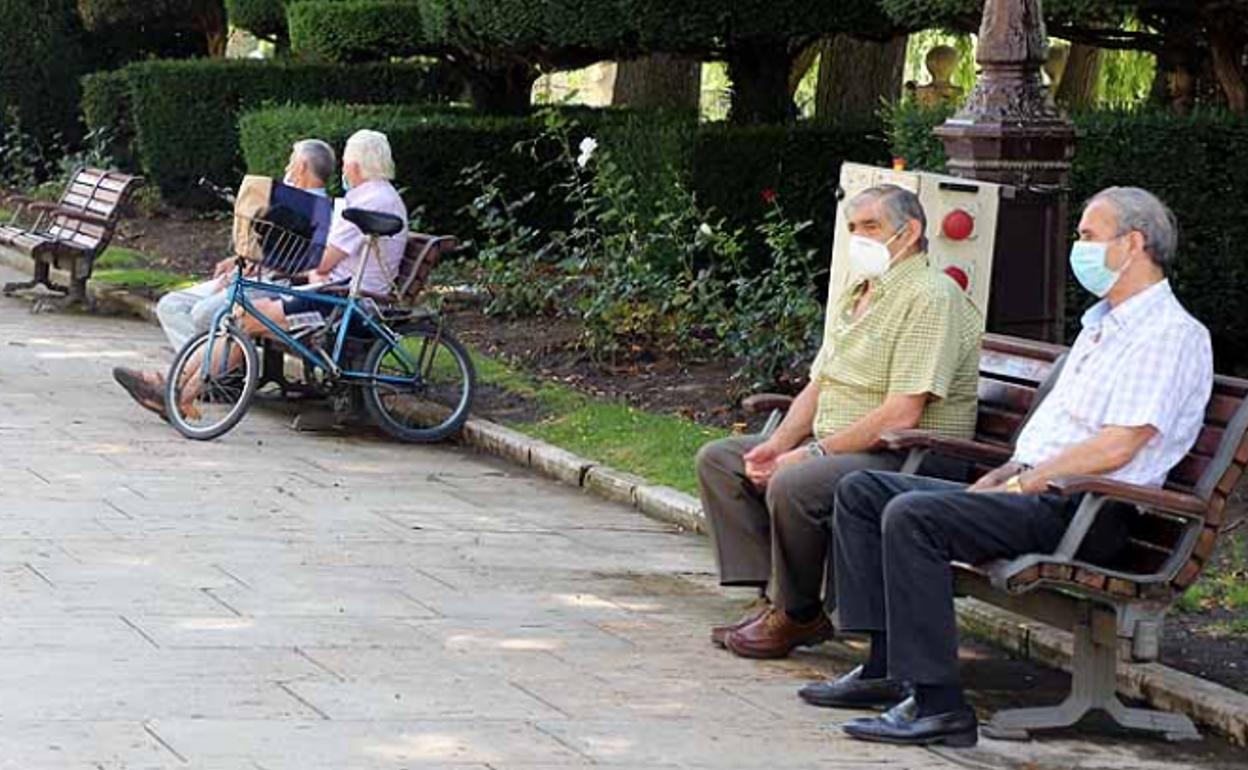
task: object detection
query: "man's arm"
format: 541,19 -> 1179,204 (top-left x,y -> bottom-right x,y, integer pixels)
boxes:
819,393 -> 928,454
973,425 -> 1157,494
766,381 -> 819,452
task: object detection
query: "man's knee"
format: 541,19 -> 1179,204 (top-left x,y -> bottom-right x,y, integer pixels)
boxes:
880,492 -> 942,543
830,469 -> 893,532
696,437 -> 743,482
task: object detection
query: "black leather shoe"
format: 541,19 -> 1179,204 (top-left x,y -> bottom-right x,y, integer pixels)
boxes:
798,666 -> 909,709
841,696 -> 978,747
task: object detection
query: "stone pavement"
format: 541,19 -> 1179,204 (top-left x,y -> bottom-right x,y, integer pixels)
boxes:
1,270 -> 1245,770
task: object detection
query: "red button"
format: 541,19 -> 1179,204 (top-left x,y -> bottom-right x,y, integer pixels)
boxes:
944,266 -> 969,292
942,209 -> 975,241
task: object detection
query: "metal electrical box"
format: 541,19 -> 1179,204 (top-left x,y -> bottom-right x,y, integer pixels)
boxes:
827,162 -> 1008,327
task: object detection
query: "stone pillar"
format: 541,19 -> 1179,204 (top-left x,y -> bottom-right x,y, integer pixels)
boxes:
934,0 -> 1076,342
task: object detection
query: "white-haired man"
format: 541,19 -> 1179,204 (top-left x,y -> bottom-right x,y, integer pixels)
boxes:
113,138 -> 336,415
241,128 -> 408,336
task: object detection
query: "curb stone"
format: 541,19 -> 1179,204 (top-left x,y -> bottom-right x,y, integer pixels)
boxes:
16,254 -> 1246,747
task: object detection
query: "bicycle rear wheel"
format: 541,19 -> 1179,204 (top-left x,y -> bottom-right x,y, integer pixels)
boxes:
362,321 -> 475,443
165,325 -> 260,440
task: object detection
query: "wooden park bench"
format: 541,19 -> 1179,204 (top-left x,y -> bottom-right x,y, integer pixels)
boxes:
1,168 -> 144,307
747,333 -> 1248,741
258,232 -> 459,399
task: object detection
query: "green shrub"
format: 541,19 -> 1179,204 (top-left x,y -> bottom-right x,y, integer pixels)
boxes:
692,121 -> 889,275
0,0 -> 87,147
225,0 -> 288,40
885,101 -> 1248,374
288,1 -> 425,61
93,58 -> 458,200
239,103 -> 591,237
80,70 -> 136,168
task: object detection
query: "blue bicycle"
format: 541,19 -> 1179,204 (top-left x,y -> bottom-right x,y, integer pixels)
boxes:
164,204 -> 475,443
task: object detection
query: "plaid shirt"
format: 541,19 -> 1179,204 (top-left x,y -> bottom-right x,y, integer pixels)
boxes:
808,254 -> 982,440
1013,280 -> 1213,487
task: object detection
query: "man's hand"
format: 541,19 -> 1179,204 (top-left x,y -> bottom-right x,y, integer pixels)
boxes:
212,257 -> 235,278
743,440 -> 783,489
968,462 -> 1025,494
774,447 -> 811,473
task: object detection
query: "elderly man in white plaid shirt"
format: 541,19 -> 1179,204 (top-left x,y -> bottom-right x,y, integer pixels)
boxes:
797,187 -> 1213,748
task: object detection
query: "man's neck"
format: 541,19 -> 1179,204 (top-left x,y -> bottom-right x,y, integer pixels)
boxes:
1105,267 -> 1164,308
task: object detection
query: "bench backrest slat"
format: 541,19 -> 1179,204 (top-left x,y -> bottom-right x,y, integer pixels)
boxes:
395,233 -> 457,305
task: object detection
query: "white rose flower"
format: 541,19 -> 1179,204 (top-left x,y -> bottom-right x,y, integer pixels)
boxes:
577,137 -> 599,168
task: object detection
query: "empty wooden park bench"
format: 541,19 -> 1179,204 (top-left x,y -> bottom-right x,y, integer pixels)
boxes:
747,334 -> 1248,740
1,168 -> 144,307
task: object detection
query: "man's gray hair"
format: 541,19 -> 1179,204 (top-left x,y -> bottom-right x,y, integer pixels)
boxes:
845,184 -> 929,251
1087,186 -> 1178,267
343,129 -> 396,181
293,138 -> 336,185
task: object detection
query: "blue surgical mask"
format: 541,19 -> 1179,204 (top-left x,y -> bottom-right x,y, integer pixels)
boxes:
341,173 -> 352,194
1069,239 -> 1128,298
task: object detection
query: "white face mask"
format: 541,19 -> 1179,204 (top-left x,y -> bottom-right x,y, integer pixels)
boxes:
847,227 -> 906,280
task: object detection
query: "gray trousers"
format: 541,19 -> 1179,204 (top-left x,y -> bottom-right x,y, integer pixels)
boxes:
834,471 -> 1075,685
695,435 -> 904,614
155,278 -> 229,352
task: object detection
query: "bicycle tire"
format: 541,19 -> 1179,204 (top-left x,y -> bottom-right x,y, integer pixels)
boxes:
361,321 -> 476,443
165,325 -> 260,441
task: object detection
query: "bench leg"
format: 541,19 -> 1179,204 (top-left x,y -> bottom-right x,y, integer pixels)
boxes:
983,621 -> 1200,742
3,261 -> 67,297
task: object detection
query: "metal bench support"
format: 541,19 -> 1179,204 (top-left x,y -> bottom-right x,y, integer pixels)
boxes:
983,619 -> 1200,742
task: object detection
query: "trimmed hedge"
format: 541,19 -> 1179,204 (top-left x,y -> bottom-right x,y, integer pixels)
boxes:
0,0 -> 87,145
225,0 -> 287,40
83,59 -> 460,200
880,0 -> 1133,30
692,122 -> 888,269
288,1 -> 424,62
240,104 -> 601,236
81,70 -> 137,167
289,0 -> 894,60
239,103 -> 886,274
887,102 -> 1248,374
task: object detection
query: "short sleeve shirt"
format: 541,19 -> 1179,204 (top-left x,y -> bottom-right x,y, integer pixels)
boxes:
1012,280 -> 1213,487
808,254 -> 982,440
327,179 -> 408,295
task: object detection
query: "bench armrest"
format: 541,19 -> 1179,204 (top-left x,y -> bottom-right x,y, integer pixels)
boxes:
741,393 -> 794,415
1046,475 -> 1207,518
880,430 -> 1014,465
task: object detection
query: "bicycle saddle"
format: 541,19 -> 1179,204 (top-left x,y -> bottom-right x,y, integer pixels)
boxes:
343,208 -> 405,237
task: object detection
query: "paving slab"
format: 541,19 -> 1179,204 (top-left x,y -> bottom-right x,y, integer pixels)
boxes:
1,270 -> 1245,769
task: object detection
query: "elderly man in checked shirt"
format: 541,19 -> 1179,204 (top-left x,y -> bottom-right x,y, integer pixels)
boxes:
801,187 -> 1214,749
696,184 -> 982,660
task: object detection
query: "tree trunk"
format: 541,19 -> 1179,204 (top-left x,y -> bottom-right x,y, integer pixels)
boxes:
464,61 -> 539,115
612,54 -> 702,111
1209,22 -> 1248,113
1055,42 -> 1102,109
788,41 -> 821,98
726,41 -> 798,125
814,34 -> 908,124
194,0 -> 228,58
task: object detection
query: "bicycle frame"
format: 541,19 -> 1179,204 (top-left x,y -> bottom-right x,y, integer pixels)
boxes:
196,255 -> 429,389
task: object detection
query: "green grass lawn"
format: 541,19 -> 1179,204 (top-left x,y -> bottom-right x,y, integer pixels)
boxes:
92,247 -> 194,293
468,350 -> 726,494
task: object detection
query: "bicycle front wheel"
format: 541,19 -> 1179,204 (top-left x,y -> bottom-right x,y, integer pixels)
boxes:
165,325 -> 260,441
362,321 -> 475,443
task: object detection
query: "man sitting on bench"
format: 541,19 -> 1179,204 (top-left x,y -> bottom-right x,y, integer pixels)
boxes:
808,187 -> 1213,748
112,138 -> 335,416
695,185 -> 982,659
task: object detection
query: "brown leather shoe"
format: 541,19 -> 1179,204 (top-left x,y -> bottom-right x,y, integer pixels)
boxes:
724,608 -> 833,659
711,601 -> 770,648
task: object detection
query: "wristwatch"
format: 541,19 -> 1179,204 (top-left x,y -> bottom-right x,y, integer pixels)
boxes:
806,442 -> 827,459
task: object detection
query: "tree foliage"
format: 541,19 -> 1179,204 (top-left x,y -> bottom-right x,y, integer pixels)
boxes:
0,0 -> 87,145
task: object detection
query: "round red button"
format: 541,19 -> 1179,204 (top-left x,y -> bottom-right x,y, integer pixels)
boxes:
942,209 -> 975,241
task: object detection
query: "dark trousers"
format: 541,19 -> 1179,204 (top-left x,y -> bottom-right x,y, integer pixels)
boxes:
833,470 -> 1074,686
